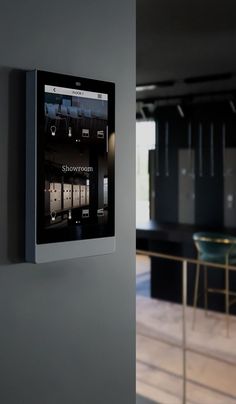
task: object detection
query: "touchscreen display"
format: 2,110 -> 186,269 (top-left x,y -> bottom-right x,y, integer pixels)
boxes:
37,80 -> 115,244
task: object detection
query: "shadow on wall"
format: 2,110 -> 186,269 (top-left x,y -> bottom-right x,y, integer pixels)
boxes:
8,69 -> 26,264
0,67 -> 26,265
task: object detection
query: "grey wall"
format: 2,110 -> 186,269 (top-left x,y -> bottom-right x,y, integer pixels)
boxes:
0,1 -> 136,403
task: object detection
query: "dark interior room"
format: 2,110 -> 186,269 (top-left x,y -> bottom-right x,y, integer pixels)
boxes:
136,1 -> 236,403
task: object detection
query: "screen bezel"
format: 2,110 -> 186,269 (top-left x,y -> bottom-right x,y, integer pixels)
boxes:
36,70 -> 115,245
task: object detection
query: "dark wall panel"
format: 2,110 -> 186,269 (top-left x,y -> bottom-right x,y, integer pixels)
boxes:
155,109 -> 181,223
153,101 -> 236,229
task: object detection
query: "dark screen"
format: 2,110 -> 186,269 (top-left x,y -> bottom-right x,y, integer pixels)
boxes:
36,71 -> 115,244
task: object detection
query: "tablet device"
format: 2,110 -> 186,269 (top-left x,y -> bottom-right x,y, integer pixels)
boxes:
26,70 -> 115,263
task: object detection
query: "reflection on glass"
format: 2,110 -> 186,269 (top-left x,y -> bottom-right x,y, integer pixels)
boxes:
188,121 -> 194,177
156,121 -> 160,176
222,122 -> 226,177
165,121 -> 169,177
210,122 -> 214,177
198,122 -> 203,177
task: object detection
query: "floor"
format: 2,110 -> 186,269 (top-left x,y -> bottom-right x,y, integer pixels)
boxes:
136,254 -> 236,404
136,395 -> 157,404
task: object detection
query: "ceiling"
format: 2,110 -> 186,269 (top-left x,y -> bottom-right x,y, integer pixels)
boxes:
136,0 -> 236,100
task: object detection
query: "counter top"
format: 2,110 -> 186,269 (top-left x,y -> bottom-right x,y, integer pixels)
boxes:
136,220 -> 236,244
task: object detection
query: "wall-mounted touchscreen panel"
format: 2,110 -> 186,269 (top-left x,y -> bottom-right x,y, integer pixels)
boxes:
26,70 -> 115,263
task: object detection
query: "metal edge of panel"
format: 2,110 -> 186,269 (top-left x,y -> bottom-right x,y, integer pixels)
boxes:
35,236 -> 116,264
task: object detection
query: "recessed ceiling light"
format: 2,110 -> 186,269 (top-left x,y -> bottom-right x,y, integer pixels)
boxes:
136,84 -> 157,92
229,100 -> 236,114
177,104 -> 185,118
